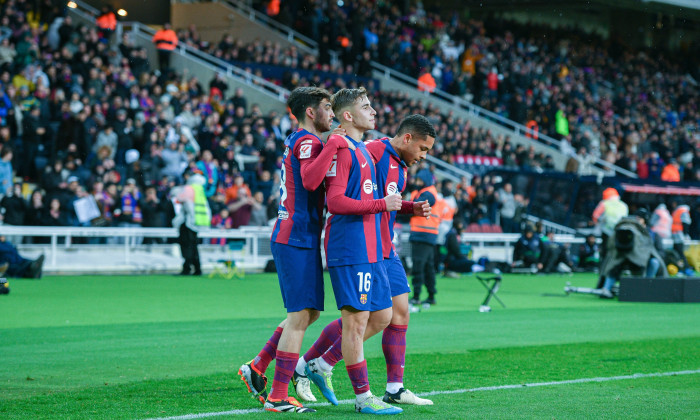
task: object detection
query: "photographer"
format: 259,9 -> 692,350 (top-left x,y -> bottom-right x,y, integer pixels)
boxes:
599,211 -> 667,298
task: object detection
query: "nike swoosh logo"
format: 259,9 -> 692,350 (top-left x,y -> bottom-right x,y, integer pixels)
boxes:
390,164 -> 398,168
361,162 -> 368,168
400,365 -> 404,369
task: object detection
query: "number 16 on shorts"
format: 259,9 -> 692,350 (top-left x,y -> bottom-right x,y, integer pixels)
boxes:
358,272 -> 371,304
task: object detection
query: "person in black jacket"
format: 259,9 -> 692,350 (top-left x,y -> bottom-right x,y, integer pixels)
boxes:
0,236 -> 44,278
443,220 -> 483,276
139,185 -> 169,244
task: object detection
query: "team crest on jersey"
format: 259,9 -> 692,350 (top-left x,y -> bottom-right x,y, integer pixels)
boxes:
386,182 -> 398,195
360,294 -> 367,304
363,179 -> 373,194
299,140 -> 313,159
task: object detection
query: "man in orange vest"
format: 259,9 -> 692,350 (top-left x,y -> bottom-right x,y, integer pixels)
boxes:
417,68 -> 436,93
671,203 -> 694,275
409,170 -> 440,306
152,23 -> 179,72
96,5 -> 117,43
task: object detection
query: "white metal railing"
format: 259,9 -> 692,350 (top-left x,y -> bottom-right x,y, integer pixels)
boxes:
0,225 -> 272,269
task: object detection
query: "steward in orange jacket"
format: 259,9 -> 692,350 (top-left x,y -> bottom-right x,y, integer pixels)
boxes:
152,23 -> 179,71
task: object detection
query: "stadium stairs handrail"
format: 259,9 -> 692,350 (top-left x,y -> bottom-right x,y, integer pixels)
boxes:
69,0 -> 290,103
220,0 -> 319,55
207,1 -> 636,179
370,61 -> 638,179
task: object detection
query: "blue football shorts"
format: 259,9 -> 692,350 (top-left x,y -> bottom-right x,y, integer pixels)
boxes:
271,241 -> 324,312
328,261 -> 392,312
384,254 -> 411,297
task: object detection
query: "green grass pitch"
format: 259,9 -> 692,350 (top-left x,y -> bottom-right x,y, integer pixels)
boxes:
1,272 -> 699,419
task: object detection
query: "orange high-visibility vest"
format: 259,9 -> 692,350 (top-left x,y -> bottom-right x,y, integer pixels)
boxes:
417,72 -> 436,93
96,12 -> 117,31
152,29 -> 179,51
525,120 -> 539,139
410,185 -> 440,235
672,206 -> 690,234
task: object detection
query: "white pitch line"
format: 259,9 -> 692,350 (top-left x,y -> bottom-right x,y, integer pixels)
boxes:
145,368 -> 700,420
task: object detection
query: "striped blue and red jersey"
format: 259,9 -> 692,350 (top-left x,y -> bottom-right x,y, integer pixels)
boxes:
271,129 -> 325,248
323,135 -> 387,267
365,138 -> 408,259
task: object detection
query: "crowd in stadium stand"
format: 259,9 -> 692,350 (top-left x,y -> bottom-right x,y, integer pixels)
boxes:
0,1 -> 514,238
1,0 -> 699,241
251,0 -> 700,182
177,28 -> 557,174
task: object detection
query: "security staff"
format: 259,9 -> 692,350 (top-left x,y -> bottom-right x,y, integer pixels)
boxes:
152,23 -> 179,71
172,171 -> 211,275
409,171 -> 440,305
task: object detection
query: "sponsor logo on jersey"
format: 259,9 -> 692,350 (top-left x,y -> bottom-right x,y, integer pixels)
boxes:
363,179 -> 373,194
278,210 -> 289,220
387,182 -> 398,195
390,164 -> 398,168
360,294 -> 367,304
361,162 -> 368,168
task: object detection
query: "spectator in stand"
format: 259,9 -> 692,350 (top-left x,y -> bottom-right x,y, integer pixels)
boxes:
140,185 -> 170,244
115,178 -> 143,243
210,207 -> 233,246
228,186 -> 255,228
249,190 -> 268,227
1,183 -> 26,244
195,149 -> 219,198
25,189 -> 46,226
496,182 -> 517,233
44,197 -> 70,226
0,147 -> 13,196
224,173 -> 251,206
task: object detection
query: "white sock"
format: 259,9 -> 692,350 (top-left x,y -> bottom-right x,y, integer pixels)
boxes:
317,356 -> 333,372
295,356 -> 307,376
356,390 -> 372,401
386,382 -> 403,394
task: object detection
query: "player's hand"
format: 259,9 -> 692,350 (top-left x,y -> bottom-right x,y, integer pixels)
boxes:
330,130 -> 355,150
414,200 -> 431,217
384,194 -> 402,212
331,127 -> 347,137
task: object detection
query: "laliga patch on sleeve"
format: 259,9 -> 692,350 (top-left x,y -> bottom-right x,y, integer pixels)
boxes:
326,160 -> 337,177
299,140 -> 313,159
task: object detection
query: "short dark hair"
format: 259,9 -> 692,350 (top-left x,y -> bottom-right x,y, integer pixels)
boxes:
286,87 -> 331,122
396,114 -> 437,140
331,87 -> 368,114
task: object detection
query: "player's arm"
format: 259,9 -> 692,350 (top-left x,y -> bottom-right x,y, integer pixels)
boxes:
299,134 -> 350,191
326,150 -> 400,215
401,199 -> 431,216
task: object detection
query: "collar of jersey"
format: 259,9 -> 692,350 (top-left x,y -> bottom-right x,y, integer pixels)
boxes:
383,139 -> 408,168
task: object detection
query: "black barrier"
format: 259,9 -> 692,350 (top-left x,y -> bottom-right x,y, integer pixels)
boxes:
618,277 -> 700,302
